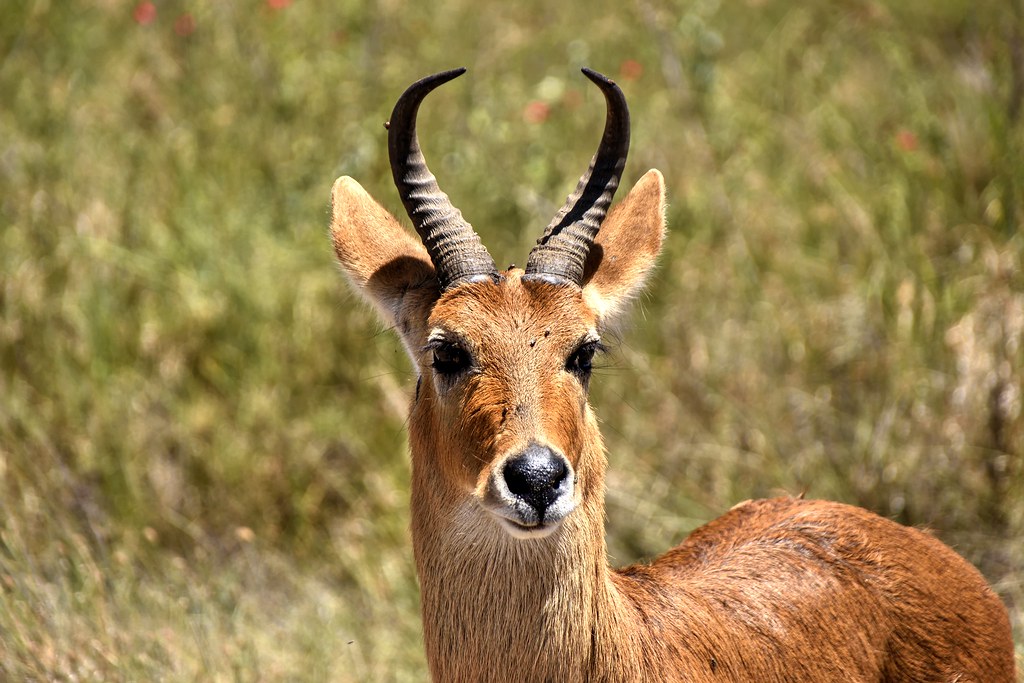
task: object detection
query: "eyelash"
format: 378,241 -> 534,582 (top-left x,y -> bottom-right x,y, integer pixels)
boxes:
426,340 -> 472,376
566,340 -> 603,378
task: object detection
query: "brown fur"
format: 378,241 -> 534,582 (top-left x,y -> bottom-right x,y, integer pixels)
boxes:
330,169 -> 1015,682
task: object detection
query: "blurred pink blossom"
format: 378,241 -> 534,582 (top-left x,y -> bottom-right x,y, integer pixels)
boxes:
523,100 -> 550,124
895,129 -> 919,152
174,13 -> 196,37
619,59 -> 643,81
133,1 -> 156,25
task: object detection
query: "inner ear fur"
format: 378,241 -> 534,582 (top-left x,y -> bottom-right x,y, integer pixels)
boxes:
330,176 -> 440,352
582,169 -> 666,325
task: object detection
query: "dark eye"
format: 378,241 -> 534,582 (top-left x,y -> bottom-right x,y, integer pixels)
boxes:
566,340 -> 601,378
430,341 -> 471,376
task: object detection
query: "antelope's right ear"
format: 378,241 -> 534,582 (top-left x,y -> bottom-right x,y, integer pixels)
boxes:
330,176 -> 439,352
582,169 -> 667,327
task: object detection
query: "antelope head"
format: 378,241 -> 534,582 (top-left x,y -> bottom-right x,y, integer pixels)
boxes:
330,68 -> 665,545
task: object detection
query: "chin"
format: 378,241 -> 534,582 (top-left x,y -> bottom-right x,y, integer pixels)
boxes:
495,516 -> 564,540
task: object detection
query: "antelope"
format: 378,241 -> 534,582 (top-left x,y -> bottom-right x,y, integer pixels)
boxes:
329,68 -> 1016,682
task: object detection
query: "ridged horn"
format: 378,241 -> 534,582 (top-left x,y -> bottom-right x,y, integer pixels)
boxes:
524,68 -> 630,286
388,68 -> 498,293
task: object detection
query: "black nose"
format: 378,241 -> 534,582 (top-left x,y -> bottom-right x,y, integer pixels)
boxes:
502,445 -> 570,518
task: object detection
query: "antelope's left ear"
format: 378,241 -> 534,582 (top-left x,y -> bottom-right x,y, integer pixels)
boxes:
329,176 -> 440,360
582,169 -> 667,326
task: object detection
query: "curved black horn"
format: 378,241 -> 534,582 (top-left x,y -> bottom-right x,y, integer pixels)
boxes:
388,68 -> 498,292
524,68 -> 630,286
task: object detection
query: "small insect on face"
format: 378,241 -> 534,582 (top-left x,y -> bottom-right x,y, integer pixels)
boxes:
417,272 -> 604,539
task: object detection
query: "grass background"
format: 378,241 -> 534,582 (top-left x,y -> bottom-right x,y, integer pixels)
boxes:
1,0 -> 1022,679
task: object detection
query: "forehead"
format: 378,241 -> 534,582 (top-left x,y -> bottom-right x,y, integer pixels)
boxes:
428,272 -> 596,342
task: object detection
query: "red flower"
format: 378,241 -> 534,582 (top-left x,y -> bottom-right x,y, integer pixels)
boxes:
267,0 -> 292,9
174,13 -> 196,37
619,59 -> 643,81
895,129 -> 918,152
523,100 -> 550,124
133,1 -> 156,25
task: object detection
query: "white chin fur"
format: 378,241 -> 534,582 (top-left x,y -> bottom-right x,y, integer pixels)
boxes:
495,516 -> 562,540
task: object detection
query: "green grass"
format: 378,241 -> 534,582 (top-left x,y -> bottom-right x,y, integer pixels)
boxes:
1,0 -> 1022,679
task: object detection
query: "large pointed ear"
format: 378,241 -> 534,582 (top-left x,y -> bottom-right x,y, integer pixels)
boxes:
330,176 -> 440,358
582,169 -> 666,326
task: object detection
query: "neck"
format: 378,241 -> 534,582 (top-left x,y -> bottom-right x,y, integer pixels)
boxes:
410,463 -> 647,682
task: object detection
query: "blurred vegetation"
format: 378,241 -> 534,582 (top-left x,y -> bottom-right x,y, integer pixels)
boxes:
1,0 -> 1021,679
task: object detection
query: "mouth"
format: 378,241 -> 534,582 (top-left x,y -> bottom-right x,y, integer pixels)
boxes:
480,444 -> 578,540
481,494 -> 577,540
492,512 -> 565,540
